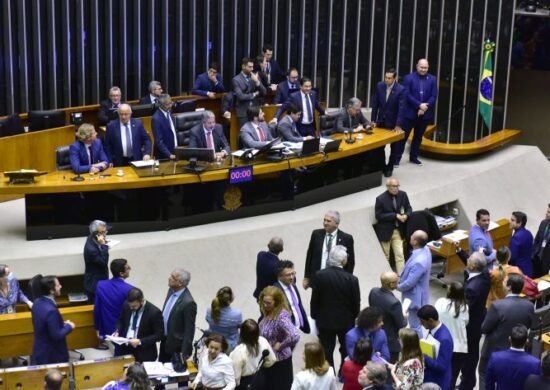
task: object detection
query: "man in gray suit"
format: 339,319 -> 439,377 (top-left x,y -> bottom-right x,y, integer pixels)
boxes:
276,104 -> 313,142
232,57 -> 267,127
368,271 -> 407,363
239,106 -> 274,149
478,273 -> 534,389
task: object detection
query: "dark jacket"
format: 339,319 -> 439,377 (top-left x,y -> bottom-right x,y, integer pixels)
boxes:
368,287 -> 407,355
304,228 -> 355,279
374,190 -> 413,242
273,280 -> 311,333
83,234 -> 109,295
160,288 -> 197,360
254,251 -> 280,299
104,118 -> 152,166
370,81 -> 406,129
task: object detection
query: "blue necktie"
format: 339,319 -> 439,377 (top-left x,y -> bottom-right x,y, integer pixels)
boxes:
124,124 -> 133,158
162,293 -> 178,333
305,94 -> 313,121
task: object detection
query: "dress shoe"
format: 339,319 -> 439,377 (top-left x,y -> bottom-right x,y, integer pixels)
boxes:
410,158 -> 423,165
383,166 -> 393,177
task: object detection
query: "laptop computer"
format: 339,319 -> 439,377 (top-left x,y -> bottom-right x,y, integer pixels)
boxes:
323,139 -> 342,153
298,137 -> 321,157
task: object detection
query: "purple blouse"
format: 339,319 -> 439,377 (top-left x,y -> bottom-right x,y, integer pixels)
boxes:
0,277 -> 30,314
259,309 -> 299,361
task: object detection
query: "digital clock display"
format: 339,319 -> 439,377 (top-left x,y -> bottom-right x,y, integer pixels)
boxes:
229,165 -> 253,184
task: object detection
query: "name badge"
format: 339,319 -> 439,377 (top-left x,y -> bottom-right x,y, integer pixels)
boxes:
7,306 -> 14,314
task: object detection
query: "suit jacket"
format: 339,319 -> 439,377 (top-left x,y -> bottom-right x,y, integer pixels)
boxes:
402,72 -> 438,121
397,246 -> 431,310
31,296 -> 73,364
273,280 -> 311,333
481,295 -> 534,358
83,234 -> 109,295
405,210 -> 441,243
310,266 -> 360,330
69,139 -> 109,174
464,272 -> 491,339
276,115 -> 303,142
162,288 -> 197,358
231,72 -> 267,117
374,190 -> 413,242
304,228 -> 355,279
239,121 -> 274,149
523,374 -> 550,390
335,108 -> 370,133
370,81 -> 406,129
192,72 -> 226,96
345,327 -> 390,362
151,108 -> 177,159
98,99 -> 123,126
423,324 -> 454,390
486,349 -> 540,390
368,287 -> 407,355
188,123 -> 231,154
273,81 -> 299,104
533,219 -> 550,275
94,277 -> 134,337
254,251 -> 280,299
266,58 -> 285,84
138,94 -> 157,105
276,91 -> 325,132
509,227 -> 534,277
105,118 -> 152,166
115,301 -> 164,362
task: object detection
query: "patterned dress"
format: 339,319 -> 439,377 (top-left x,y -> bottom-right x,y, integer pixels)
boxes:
394,358 -> 424,390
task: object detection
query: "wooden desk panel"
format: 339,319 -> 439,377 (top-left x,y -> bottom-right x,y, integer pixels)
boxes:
4,363 -> 71,390
73,355 -> 135,389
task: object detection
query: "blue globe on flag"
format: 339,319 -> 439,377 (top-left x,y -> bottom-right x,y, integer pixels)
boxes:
480,76 -> 492,100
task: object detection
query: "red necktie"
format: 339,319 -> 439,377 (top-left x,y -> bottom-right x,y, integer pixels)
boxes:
257,125 -> 266,142
206,131 -> 214,149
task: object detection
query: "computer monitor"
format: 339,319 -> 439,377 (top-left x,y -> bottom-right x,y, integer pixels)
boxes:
0,114 -> 24,137
28,110 -> 66,132
174,147 -> 216,172
130,103 -> 154,118
172,99 -> 197,114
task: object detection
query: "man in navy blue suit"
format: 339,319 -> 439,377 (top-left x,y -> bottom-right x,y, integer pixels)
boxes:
273,67 -> 300,104
273,77 -> 325,137
104,104 -> 152,166
262,43 -> 285,86
151,94 -> 178,160
486,325 -> 540,390
191,62 -> 226,98
31,276 -> 75,364
188,110 -> 231,157
395,59 -> 438,166
254,236 -> 284,299
371,68 -> 406,177
69,123 -> 109,174
138,80 -> 163,105
509,211 -> 534,277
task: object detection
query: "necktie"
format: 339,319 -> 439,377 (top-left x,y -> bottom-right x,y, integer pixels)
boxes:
326,234 -> 333,253
305,94 -> 313,122
393,197 -> 398,227
131,311 -> 139,337
292,122 -> 298,135
124,124 -> 133,158
206,130 -> 214,149
386,86 -> 391,101
87,145 -> 93,165
162,293 -> 178,333
288,285 -> 304,327
257,125 -> 266,142
154,98 -> 158,104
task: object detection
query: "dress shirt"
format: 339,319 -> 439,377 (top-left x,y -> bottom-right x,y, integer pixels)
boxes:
279,282 -> 302,328
160,108 -> 178,147
229,336 -> 276,384
148,94 -> 158,104
203,127 -> 215,150
320,230 -> 338,271
301,92 -> 313,124
468,272 -> 481,280
205,306 -> 243,350
434,297 -> 469,353
162,288 -> 184,333
253,123 -> 266,142
469,223 -> 496,264
193,353 -> 236,390
291,369 -> 337,390
125,302 -> 145,339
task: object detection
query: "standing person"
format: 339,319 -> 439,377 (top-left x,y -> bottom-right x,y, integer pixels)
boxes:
434,282 -> 469,390
341,338 -> 373,390
273,260 -> 310,333
310,245 -> 361,373
395,58 -> 438,166
230,319 -> 276,390
232,57 -> 267,128
345,306 -> 390,362
0,264 -> 32,314
84,220 -> 110,303
31,276 -> 75,364
273,68 -> 300,104
206,286 -> 243,351
532,203 -> 550,277
159,268 -> 197,363
190,334 -> 236,390
258,286 -> 300,390
303,210 -> 355,289
291,341 -> 337,390
468,209 -> 497,268
369,271 -> 407,363
397,230 -> 431,336
151,94 -> 177,160
509,211 -> 534,277
523,354 -> 550,389
374,177 -> 412,274
139,80 -> 162,104
192,62 -> 226,98
486,246 -> 522,308
98,86 -> 124,126
370,68 -> 406,177
254,237 -> 284,300
387,328 -> 424,390
261,44 -> 285,85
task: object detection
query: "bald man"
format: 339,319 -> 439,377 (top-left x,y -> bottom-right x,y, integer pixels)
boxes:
397,230 -> 431,336
369,271 -> 407,362
44,369 -> 64,390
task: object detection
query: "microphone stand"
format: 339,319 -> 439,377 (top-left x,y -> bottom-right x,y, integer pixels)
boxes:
429,105 -> 466,142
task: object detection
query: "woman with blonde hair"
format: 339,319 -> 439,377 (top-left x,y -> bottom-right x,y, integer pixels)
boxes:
258,286 -> 300,390
0,264 -> 32,314
206,286 -> 243,351
486,246 -> 522,307
387,328 -> 424,390
291,341 -> 337,390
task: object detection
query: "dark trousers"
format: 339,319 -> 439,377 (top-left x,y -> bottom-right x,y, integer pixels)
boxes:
458,330 -> 481,390
451,352 -> 468,389
318,327 -> 348,373
263,357 -> 293,390
298,122 -> 316,137
395,116 -> 430,162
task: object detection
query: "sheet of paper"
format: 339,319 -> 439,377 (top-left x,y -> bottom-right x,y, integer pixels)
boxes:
105,335 -> 129,345
130,160 -> 155,168
402,298 -> 412,315
106,239 -> 120,249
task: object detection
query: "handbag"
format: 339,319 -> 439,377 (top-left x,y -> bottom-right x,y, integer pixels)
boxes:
171,352 -> 186,372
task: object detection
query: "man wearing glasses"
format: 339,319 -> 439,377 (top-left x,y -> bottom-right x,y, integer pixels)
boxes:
84,220 -> 110,303
273,67 -> 300,104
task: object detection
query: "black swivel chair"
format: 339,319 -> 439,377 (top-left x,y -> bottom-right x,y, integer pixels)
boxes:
55,145 -> 72,170
319,114 -> 338,136
174,111 -> 204,147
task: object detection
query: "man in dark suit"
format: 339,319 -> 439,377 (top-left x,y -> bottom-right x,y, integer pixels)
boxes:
276,104 -> 313,142
69,123 -> 109,174
151,94 -> 178,160
261,43 -> 285,85
191,62 -> 226,98
139,80 -> 163,105
509,211 -> 534,277
104,103 -> 152,166
273,260 -> 310,333
254,236 -> 284,299
395,58 -> 438,166
532,204 -> 550,277
358,361 -> 394,390
115,287 -> 164,362
239,106 -> 274,149
303,210 -> 355,289
31,276 -> 75,364
335,97 -> 371,134
274,77 -> 325,137
273,67 -> 300,104
189,110 -> 231,157
374,177 -> 412,274
479,273 -> 534,389
310,245 -> 360,372
368,271 -> 407,363
459,252 -> 490,390
524,354 -> 550,389
84,220 -> 110,302
159,268 -> 197,363
98,86 -> 124,125
232,57 -> 267,127
370,68 -> 406,177
486,324 -> 540,390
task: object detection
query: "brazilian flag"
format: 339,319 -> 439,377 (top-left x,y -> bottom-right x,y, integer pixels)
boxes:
479,40 -> 495,130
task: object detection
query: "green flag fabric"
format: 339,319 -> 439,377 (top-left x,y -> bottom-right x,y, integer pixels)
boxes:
479,40 -> 495,130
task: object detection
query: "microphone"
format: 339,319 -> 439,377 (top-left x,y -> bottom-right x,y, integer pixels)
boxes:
257,349 -> 269,368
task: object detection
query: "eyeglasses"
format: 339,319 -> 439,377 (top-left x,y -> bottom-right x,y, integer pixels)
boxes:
387,184 -> 400,188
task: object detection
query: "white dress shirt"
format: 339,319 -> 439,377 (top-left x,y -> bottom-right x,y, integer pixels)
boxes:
280,282 -> 301,328
125,302 -> 145,339
119,121 -> 132,157
229,336 -> 276,384
434,297 -> 469,353
291,368 -> 337,390
193,352 -> 236,390
320,229 -> 338,270
300,92 -> 313,124
159,108 -> 178,147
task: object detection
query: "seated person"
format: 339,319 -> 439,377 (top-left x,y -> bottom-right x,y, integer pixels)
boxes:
98,86 -> 124,125
192,62 -> 226,98
0,264 -> 33,314
138,80 -> 162,105
335,97 -> 371,133
273,67 -> 300,104
239,106 -> 274,149
189,110 -> 231,159
104,104 -> 152,166
69,123 -> 109,174
102,363 -> 150,390
276,104 -> 313,143
151,94 -> 177,160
